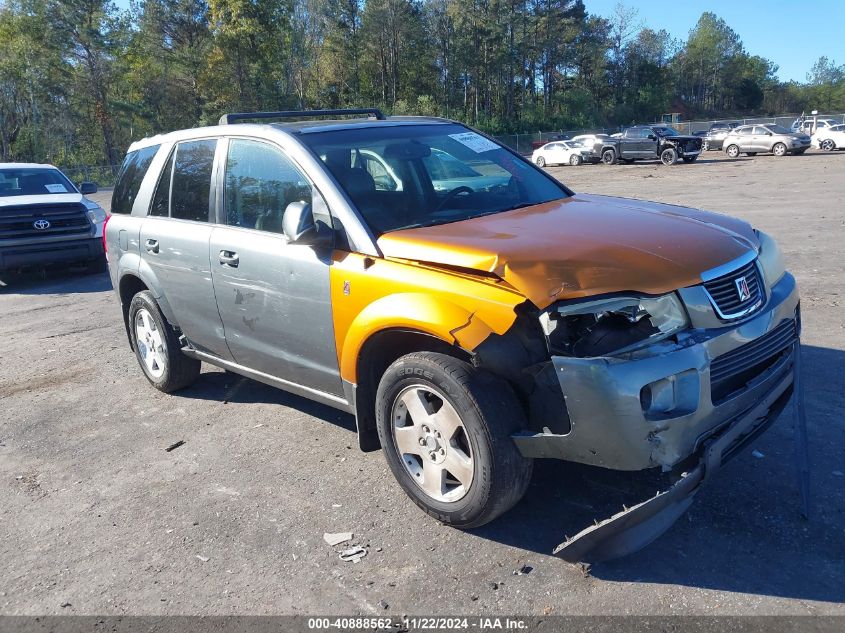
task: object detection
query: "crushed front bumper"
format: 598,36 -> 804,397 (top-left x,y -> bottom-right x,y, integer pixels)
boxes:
511,271 -> 800,561
514,272 -> 799,470
553,357 -> 794,562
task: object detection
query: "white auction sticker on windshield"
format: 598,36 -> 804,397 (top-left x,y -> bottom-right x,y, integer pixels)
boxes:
45,184 -> 68,193
448,132 -> 499,154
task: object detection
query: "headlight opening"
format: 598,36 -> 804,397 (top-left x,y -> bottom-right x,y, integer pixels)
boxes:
540,293 -> 689,357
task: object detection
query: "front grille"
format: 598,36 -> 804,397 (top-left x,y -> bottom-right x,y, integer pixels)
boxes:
710,319 -> 797,403
703,259 -> 763,319
0,203 -> 91,240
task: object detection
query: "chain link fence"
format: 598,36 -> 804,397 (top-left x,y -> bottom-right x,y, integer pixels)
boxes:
59,164 -> 120,189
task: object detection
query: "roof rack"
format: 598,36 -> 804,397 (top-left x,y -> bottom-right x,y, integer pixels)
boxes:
218,108 -> 387,125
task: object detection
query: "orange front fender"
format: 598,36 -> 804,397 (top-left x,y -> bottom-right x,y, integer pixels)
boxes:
330,253 -> 524,383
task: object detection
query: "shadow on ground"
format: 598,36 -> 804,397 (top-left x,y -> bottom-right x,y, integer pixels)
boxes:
0,269 -> 111,295
178,370 -> 358,433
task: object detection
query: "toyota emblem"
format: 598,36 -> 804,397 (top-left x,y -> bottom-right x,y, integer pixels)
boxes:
33,219 -> 51,230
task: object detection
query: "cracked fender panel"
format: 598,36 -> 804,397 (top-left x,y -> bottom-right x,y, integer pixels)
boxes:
329,252 -> 524,383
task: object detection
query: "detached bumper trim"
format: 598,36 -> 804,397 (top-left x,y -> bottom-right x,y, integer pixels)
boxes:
554,356 -> 794,563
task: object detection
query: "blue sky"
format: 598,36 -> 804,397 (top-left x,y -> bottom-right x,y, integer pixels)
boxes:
585,0 -> 845,82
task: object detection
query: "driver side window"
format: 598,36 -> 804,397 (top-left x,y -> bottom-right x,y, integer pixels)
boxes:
224,139 -> 312,234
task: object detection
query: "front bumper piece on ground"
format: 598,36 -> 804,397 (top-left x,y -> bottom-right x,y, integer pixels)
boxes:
552,345 -> 803,562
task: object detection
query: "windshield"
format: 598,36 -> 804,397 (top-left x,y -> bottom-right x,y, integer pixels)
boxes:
652,126 -> 679,136
301,123 -> 569,235
0,167 -> 76,197
766,125 -> 793,135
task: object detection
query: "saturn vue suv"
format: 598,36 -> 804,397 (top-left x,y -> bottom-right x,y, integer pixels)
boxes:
0,163 -> 107,275
105,109 -> 800,561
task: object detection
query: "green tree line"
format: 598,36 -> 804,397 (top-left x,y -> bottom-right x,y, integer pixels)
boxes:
1,0 -> 844,167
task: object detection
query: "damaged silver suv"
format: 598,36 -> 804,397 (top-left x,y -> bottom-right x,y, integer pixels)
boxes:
106,109 -> 802,562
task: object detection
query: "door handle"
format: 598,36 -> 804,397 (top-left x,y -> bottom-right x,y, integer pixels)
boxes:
145,238 -> 159,254
219,250 -> 239,267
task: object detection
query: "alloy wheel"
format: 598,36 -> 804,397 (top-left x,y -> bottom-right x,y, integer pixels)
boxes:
391,384 -> 474,503
134,308 -> 167,379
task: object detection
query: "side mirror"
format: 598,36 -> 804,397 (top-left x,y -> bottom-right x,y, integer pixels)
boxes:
80,181 -> 98,195
647,134 -> 657,140
283,201 -> 321,245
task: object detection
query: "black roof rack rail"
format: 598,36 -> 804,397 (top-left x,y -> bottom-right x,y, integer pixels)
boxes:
218,108 -> 386,125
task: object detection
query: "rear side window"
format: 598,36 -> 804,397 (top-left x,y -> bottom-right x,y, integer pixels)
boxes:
149,149 -> 174,217
146,140 -> 216,221
112,145 -> 160,214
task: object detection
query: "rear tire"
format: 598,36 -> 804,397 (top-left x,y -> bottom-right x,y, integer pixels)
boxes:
601,148 -> 617,165
535,156 -> 546,167
375,352 -> 533,529
726,144 -> 740,158
660,147 -> 677,165
820,139 -> 835,151
772,142 -> 787,157
569,154 -> 583,166
128,290 -> 201,393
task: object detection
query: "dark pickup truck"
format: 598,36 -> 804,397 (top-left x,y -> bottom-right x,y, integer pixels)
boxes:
593,126 -> 703,165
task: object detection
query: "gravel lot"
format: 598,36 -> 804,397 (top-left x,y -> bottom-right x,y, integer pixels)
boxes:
1,151 -> 843,616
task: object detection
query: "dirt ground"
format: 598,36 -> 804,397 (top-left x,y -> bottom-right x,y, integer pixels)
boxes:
1,150 -> 843,616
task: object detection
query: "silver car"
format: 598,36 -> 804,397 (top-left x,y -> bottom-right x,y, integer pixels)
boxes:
723,124 -> 811,158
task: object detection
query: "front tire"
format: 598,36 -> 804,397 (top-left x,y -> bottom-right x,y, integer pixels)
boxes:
660,147 -> 678,165
375,352 -> 533,529
772,142 -> 787,157
128,290 -> 201,392
601,148 -> 617,165
726,144 -> 740,158
820,139 -> 836,151
569,154 -> 583,166
535,156 -> 546,167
